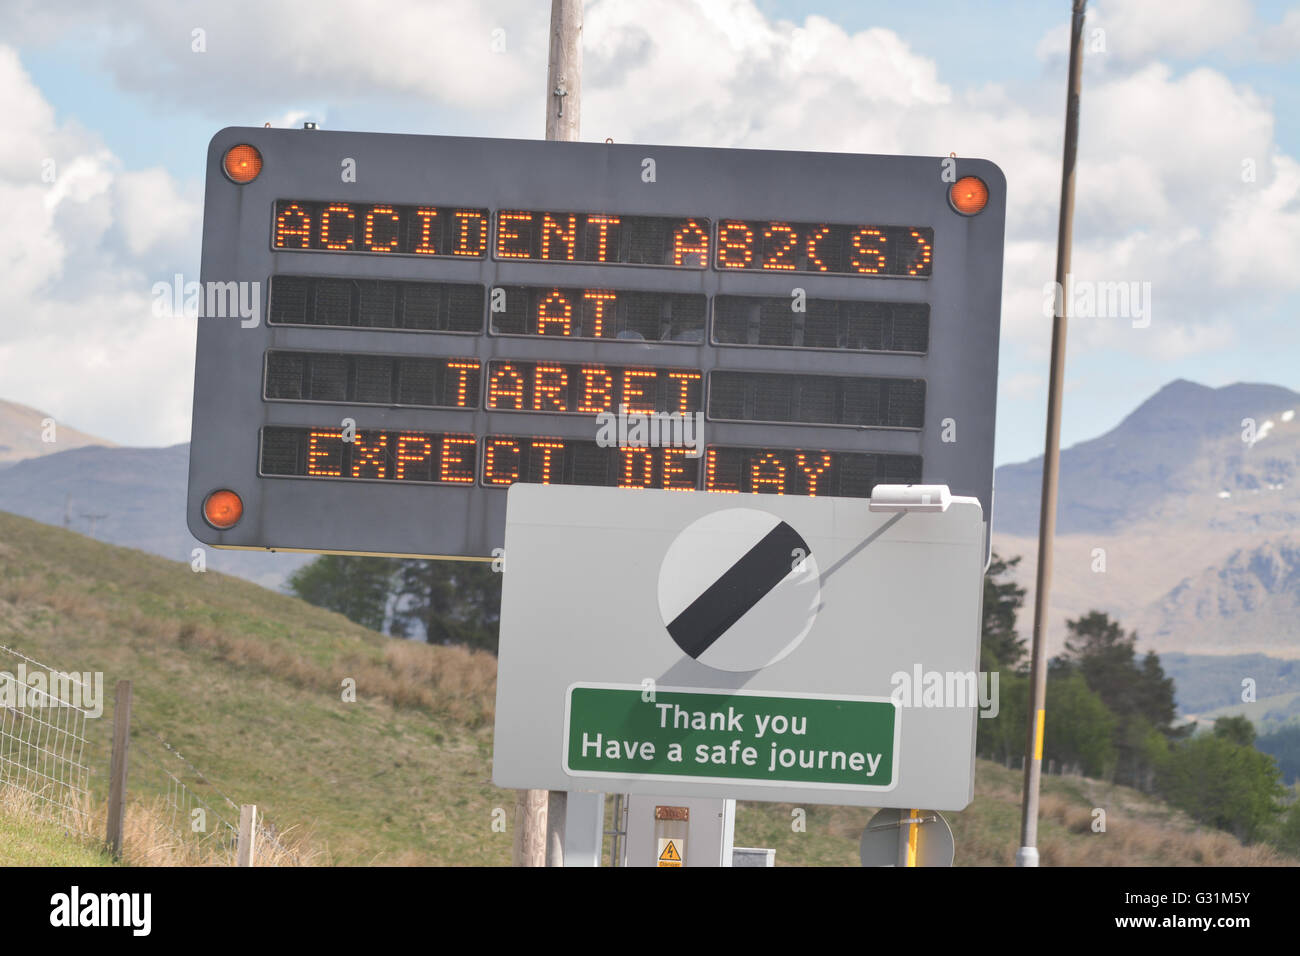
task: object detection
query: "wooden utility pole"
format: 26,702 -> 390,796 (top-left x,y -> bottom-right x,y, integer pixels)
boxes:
1017,0 -> 1087,867
511,0 -> 584,869
513,789 -> 548,866
105,679 -> 132,859
545,0 -> 582,141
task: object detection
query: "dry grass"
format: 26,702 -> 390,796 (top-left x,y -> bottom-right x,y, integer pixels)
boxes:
959,763 -> 1294,867
1035,789 -> 1290,867
126,614 -> 498,729
0,784 -> 321,866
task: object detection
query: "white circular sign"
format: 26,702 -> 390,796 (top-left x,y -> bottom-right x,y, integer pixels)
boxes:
657,508 -> 820,672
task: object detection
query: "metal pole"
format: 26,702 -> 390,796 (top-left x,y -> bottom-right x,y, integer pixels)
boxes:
514,0 -> 583,866
1016,0 -> 1087,868
544,791 -> 567,866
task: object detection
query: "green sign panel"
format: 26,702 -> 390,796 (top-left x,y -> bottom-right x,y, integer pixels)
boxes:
564,684 -> 898,789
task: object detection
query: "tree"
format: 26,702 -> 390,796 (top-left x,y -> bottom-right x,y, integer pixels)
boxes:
1157,732 -> 1285,842
1052,611 -> 1178,788
981,552 -> 1027,673
1057,611 -> 1140,715
1213,715 -> 1256,748
390,559 -> 502,653
976,673 -> 1028,767
975,670 -> 1117,778
1256,723 -> 1300,785
1041,671 -> 1118,777
1138,650 -> 1180,734
1274,786 -> 1300,854
287,555 -> 396,632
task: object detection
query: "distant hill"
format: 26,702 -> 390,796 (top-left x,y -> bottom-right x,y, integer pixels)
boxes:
1159,652 -> 1300,716
994,380 -> 1300,536
0,399 -> 116,467
0,442 -> 311,590
992,380 -> 1300,659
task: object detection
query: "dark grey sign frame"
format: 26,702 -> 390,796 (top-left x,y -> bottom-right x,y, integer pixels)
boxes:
188,127 -> 1005,559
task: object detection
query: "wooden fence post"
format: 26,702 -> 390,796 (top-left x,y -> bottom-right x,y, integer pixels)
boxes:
105,679 -> 132,859
512,790 -> 547,866
238,804 -> 257,867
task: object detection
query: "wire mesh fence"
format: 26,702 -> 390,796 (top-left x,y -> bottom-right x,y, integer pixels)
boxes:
0,642 -> 301,865
0,643 -> 94,836
130,727 -> 301,865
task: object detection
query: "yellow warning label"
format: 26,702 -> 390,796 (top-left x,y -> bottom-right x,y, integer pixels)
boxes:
657,839 -> 682,866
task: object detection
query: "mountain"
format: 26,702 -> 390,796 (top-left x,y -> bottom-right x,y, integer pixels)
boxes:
0,399 -> 116,467
992,380 -> 1300,659
994,380 -> 1300,536
0,442 -> 311,590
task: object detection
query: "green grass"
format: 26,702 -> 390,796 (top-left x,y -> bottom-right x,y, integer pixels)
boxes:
1,509 -> 1292,866
0,806 -> 118,867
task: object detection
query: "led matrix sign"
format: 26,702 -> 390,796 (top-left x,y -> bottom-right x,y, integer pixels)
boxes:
495,211 -> 710,268
259,427 -> 921,500
190,129 -> 1006,559
715,220 -> 933,277
485,361 -> 702,415
489,286 -> 706,343
264,351 -> 482,409
273,200 -> 489,257
268,275 -> 484,333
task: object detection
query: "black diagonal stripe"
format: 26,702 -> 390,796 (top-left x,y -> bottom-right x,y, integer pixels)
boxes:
667,521 -> 810,659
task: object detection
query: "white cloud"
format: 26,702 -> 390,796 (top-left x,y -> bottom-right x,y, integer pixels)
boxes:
114,168 -> 200,257
1258,6 -> 1300,59
999,372 -> 1045,400
1037,0 -> 1254,63
583,4 -> 949,149
0,43 -> 200,446
0,0 -> 545,114
1211,154 -> 1300,288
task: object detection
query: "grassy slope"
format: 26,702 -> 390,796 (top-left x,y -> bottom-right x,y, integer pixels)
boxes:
0,806 -> 117,867
0,510 -> 1291,866
739,760 -> 1291,866
0,511 -> 505,865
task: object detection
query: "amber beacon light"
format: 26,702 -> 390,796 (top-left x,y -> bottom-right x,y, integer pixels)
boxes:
949,175 -> 989,216
203,490 -> 244,529
222,144 -> 262,184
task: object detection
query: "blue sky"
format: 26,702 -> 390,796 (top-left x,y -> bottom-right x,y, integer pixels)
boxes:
1,0 -> 1298,466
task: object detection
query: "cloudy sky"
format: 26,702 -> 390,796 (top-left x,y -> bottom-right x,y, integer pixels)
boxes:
1,0 -> 1298,465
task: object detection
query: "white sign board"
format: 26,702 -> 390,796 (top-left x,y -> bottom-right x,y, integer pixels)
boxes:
492,484 -> 986,810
